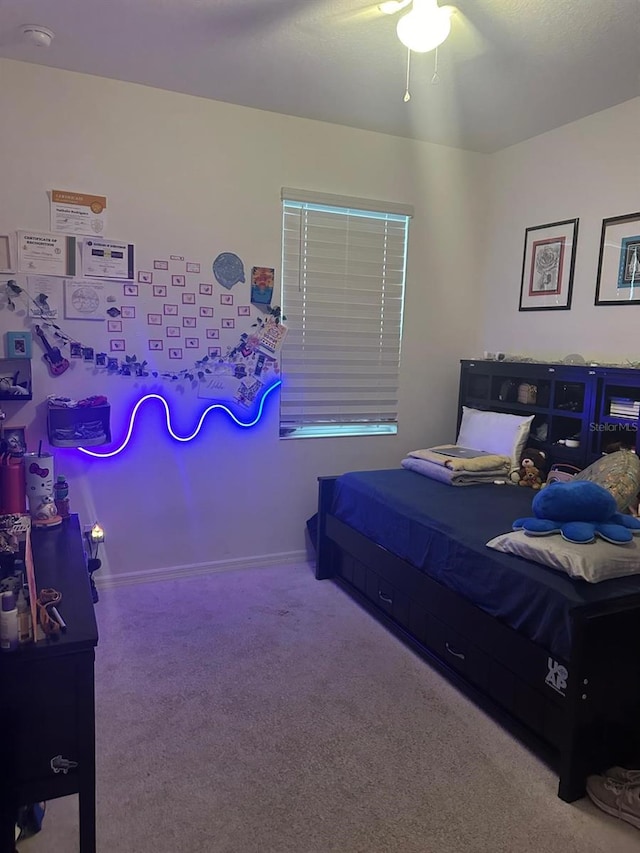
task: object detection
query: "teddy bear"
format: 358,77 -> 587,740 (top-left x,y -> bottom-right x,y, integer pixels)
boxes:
511,447 -> 548,489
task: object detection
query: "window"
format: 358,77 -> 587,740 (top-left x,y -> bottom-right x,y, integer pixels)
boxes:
280,189 -> 412,439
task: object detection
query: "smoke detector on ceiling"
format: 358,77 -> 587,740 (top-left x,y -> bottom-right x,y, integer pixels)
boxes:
20,25 -> 55,48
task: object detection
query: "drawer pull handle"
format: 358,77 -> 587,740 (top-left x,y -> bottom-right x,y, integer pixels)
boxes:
445,642 -> 465,661
378,591 -> 393,605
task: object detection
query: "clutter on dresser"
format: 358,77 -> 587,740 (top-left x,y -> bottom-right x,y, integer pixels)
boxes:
0,441 -> 25,515
54,474 -> 70,519
24,449 -> 61,528
47,394 -> 111,447
0,513 -> 37,645
85,522 -> 104,604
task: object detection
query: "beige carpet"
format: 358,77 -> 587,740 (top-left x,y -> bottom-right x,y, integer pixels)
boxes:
19,564 -> 640,853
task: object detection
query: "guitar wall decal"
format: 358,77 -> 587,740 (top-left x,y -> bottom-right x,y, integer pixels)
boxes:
35,326 -> 70,377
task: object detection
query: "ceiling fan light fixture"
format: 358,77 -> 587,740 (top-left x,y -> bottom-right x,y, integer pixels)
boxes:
396,0 -> 451,53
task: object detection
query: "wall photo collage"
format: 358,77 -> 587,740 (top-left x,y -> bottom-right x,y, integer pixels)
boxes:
1,188 -> 286,410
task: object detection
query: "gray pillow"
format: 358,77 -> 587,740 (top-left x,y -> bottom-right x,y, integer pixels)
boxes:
487,530 -> 640,583
575,450 -> 640,511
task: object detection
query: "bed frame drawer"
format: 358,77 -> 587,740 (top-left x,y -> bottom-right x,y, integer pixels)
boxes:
365,568 -> 410,626
427,617 -> 468,676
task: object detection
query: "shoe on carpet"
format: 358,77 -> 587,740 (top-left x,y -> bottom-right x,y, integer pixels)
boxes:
587,774 -> 640,829
604,766 -> 640,785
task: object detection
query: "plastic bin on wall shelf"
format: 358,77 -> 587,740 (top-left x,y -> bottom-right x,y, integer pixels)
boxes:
47,404 -> 111,448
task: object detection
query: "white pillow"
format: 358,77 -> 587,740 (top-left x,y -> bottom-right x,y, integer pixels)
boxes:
457,407 -> 534,469
486,530 -> 640,583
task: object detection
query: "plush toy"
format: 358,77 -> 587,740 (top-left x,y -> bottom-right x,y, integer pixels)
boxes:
512,447 -> 548,489
513,480 -> 640,544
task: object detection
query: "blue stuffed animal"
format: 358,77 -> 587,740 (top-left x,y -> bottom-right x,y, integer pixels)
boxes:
513,480 -> 640,544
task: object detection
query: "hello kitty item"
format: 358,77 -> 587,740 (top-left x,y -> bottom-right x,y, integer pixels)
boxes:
23,451 -> 62,527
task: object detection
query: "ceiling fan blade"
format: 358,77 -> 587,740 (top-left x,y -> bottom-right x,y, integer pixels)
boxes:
329,2 -> 394,25
192,0 -> 329,41
447,7 -> 492,60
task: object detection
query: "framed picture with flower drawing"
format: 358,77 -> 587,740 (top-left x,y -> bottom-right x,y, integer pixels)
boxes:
595,212 -> 640,306
518,218 -> 579,311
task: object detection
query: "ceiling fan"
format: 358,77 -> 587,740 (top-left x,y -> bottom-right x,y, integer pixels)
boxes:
371,0 -> 454,100
380,0 -> 453,53
373,0 -> 487,101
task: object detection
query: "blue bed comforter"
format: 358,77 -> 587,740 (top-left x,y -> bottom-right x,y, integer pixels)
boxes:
331,469 -> 640,659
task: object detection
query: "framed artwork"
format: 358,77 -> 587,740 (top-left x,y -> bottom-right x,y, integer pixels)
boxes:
251,266 -> 274,306
147,313 -> 162,325
64,280 -> 106,321
185,337 -> 199,349
0,235 -> 14,273
107,319 -> 122,333
110,339 -> 125,352
148,340 -> 163,351
154,260 -> 169,270
518,218 -> 579,311
208,347 -> 221,357
3,426 -> 27,455
70,342 -> 83,358
168,348 -> 182,359
206,328 -> 219,339
220,293 -> 233,306
166,326 -> 180,337
238,305 -> 251,316
182,317 -> 196,328
163,304 -> 178,316
200,306 -> 213,318
124,283 -> 138,297
138,270 -> 153,283
221,318 -> 235,329
186,262 -> 200,273
595,212 -> 640,305
153,285 -> 167,297
6,331 -> 32,359
199,283 -> 213,296
121,306 -> 136,319
182,292 -> 196,305
172,275 -> 185,287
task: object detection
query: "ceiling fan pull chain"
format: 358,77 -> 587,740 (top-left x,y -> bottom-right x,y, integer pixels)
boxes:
403,48 -> 411,102
431,47 -> 440,85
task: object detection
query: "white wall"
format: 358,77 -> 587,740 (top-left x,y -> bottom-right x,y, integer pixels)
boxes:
482,98 -> 640,362
0,60 -> 486,579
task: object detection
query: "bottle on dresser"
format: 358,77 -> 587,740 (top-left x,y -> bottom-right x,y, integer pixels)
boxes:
0,590 -> 18,651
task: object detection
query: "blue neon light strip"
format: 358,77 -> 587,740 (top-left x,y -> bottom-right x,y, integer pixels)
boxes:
77,380 -> 282,458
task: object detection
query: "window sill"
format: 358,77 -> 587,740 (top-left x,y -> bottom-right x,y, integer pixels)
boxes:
279,424 -> 397,439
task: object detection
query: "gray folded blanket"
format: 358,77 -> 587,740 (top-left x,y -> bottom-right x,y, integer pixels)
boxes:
401,456 -> 510,486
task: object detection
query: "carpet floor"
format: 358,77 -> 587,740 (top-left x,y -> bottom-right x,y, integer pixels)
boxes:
18,563 -> 640,852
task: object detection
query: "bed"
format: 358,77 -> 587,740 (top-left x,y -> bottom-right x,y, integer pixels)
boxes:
314,468 -> 640,802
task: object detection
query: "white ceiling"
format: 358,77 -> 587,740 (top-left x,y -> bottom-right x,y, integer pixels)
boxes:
0,0 -> 638,152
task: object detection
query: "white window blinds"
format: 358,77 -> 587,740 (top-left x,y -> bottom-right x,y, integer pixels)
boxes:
280,192 -> 410,438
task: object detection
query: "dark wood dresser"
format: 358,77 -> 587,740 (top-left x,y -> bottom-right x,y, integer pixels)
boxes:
0,515 -> 98,853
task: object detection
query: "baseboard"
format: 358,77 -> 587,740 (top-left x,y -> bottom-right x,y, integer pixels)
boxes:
96,550 -> 311,589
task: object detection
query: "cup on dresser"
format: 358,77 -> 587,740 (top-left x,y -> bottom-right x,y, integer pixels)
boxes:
24,451 -> 62,527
